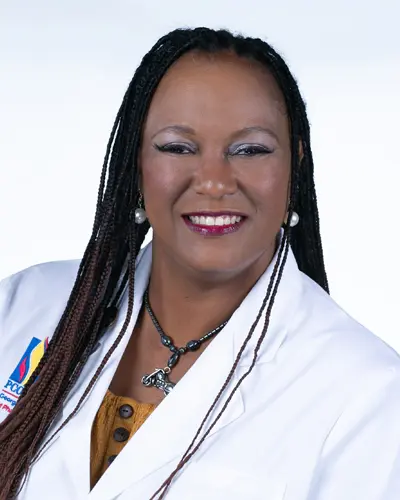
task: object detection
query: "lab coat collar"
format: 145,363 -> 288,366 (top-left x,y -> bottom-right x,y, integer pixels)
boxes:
56,235 -> 303,500
96,229 -> 302,369
231,235 -> 303,367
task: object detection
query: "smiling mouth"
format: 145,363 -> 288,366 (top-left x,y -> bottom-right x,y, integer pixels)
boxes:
182,213 -> 246,236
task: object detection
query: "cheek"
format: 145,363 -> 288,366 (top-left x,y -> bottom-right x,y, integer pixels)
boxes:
140,155 -> 191,221
239,161 -> 290,220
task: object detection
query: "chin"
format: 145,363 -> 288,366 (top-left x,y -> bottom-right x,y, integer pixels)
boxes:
181,251 -> 250,278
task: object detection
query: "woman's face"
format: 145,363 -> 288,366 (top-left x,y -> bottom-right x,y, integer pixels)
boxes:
140,51 -> 291,276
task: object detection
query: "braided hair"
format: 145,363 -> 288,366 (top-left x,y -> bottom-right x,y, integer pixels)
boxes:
0,27 -> 328,499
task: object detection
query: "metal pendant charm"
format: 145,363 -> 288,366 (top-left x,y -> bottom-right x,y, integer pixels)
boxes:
141,368 -> 175,396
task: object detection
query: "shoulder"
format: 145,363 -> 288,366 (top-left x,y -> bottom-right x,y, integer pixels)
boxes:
293,271 -> 400,383
0,259 -> 80,334
1,259 -> 80,291
0,260 -> 81,421
269,271 -> 400,450
0,259 -> 81,303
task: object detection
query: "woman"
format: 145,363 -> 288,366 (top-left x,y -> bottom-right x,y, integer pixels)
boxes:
0,27 -> 399,500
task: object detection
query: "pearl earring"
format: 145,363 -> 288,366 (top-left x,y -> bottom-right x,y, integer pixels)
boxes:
134,193 -> 147,225
289,211 -> 299,227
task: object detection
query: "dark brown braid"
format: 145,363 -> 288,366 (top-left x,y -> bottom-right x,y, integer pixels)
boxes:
0,27 -> 328,499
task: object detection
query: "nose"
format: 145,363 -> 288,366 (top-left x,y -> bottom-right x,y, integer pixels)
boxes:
192,156 -> 238,199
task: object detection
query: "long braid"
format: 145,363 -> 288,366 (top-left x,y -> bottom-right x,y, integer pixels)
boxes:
0,27 -> 328,499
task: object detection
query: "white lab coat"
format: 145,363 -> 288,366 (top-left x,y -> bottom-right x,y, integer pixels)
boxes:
1,243 -> 400,500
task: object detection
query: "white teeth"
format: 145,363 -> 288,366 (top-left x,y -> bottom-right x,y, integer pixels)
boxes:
188,215 -> 243,226
205,216 -> 214,226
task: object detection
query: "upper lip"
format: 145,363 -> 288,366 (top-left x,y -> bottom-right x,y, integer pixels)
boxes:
183,211 -> 247,217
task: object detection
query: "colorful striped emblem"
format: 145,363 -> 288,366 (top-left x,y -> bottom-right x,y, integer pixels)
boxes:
9,337 -> 49,385
0,337 -> 49,417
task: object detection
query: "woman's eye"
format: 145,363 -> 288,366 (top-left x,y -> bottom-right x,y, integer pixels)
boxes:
154,143 -> 195,155
231,145 -> 273,156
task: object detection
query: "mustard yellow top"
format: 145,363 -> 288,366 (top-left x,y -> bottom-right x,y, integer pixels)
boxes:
90,390 -> 156,488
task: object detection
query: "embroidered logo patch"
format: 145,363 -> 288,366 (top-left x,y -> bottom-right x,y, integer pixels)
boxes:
0,337 -> 49,416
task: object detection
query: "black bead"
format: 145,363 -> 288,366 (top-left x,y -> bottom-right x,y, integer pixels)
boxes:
108,454 -> 117,465
161,335 -> 172,347
168,352 -> 180,368
187,340 -> 201,351
178,347 -> 186,354
169,345 -> 178,353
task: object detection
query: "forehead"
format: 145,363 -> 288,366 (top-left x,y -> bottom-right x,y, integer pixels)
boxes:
143,50 -> 288,135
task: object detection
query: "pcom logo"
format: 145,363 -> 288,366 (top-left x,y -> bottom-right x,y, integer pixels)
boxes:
0,337 -> 49,416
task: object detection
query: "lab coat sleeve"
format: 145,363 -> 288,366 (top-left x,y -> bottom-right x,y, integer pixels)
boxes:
309,367 -> 400,500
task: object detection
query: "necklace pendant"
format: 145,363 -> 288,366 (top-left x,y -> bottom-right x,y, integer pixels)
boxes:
141,368 -> 175,396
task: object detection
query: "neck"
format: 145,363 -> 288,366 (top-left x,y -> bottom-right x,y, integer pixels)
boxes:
145,239 -> 278,346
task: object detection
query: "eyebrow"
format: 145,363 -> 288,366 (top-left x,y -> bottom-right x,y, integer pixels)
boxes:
151,125 -> 196,139
232,126 -> 279,142
151,124 -> 279,142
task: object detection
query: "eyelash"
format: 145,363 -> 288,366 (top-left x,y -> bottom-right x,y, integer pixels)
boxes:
230,145 -> 273,157
153,143 -> 273,157
154,143 -> 195,155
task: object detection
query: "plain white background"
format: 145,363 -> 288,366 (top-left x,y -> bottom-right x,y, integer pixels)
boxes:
1,1 -> 399,350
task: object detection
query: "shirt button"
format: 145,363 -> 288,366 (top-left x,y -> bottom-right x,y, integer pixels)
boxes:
113,427 -> 130,443
108,454 -> 117,466
119,404 -> 134,419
